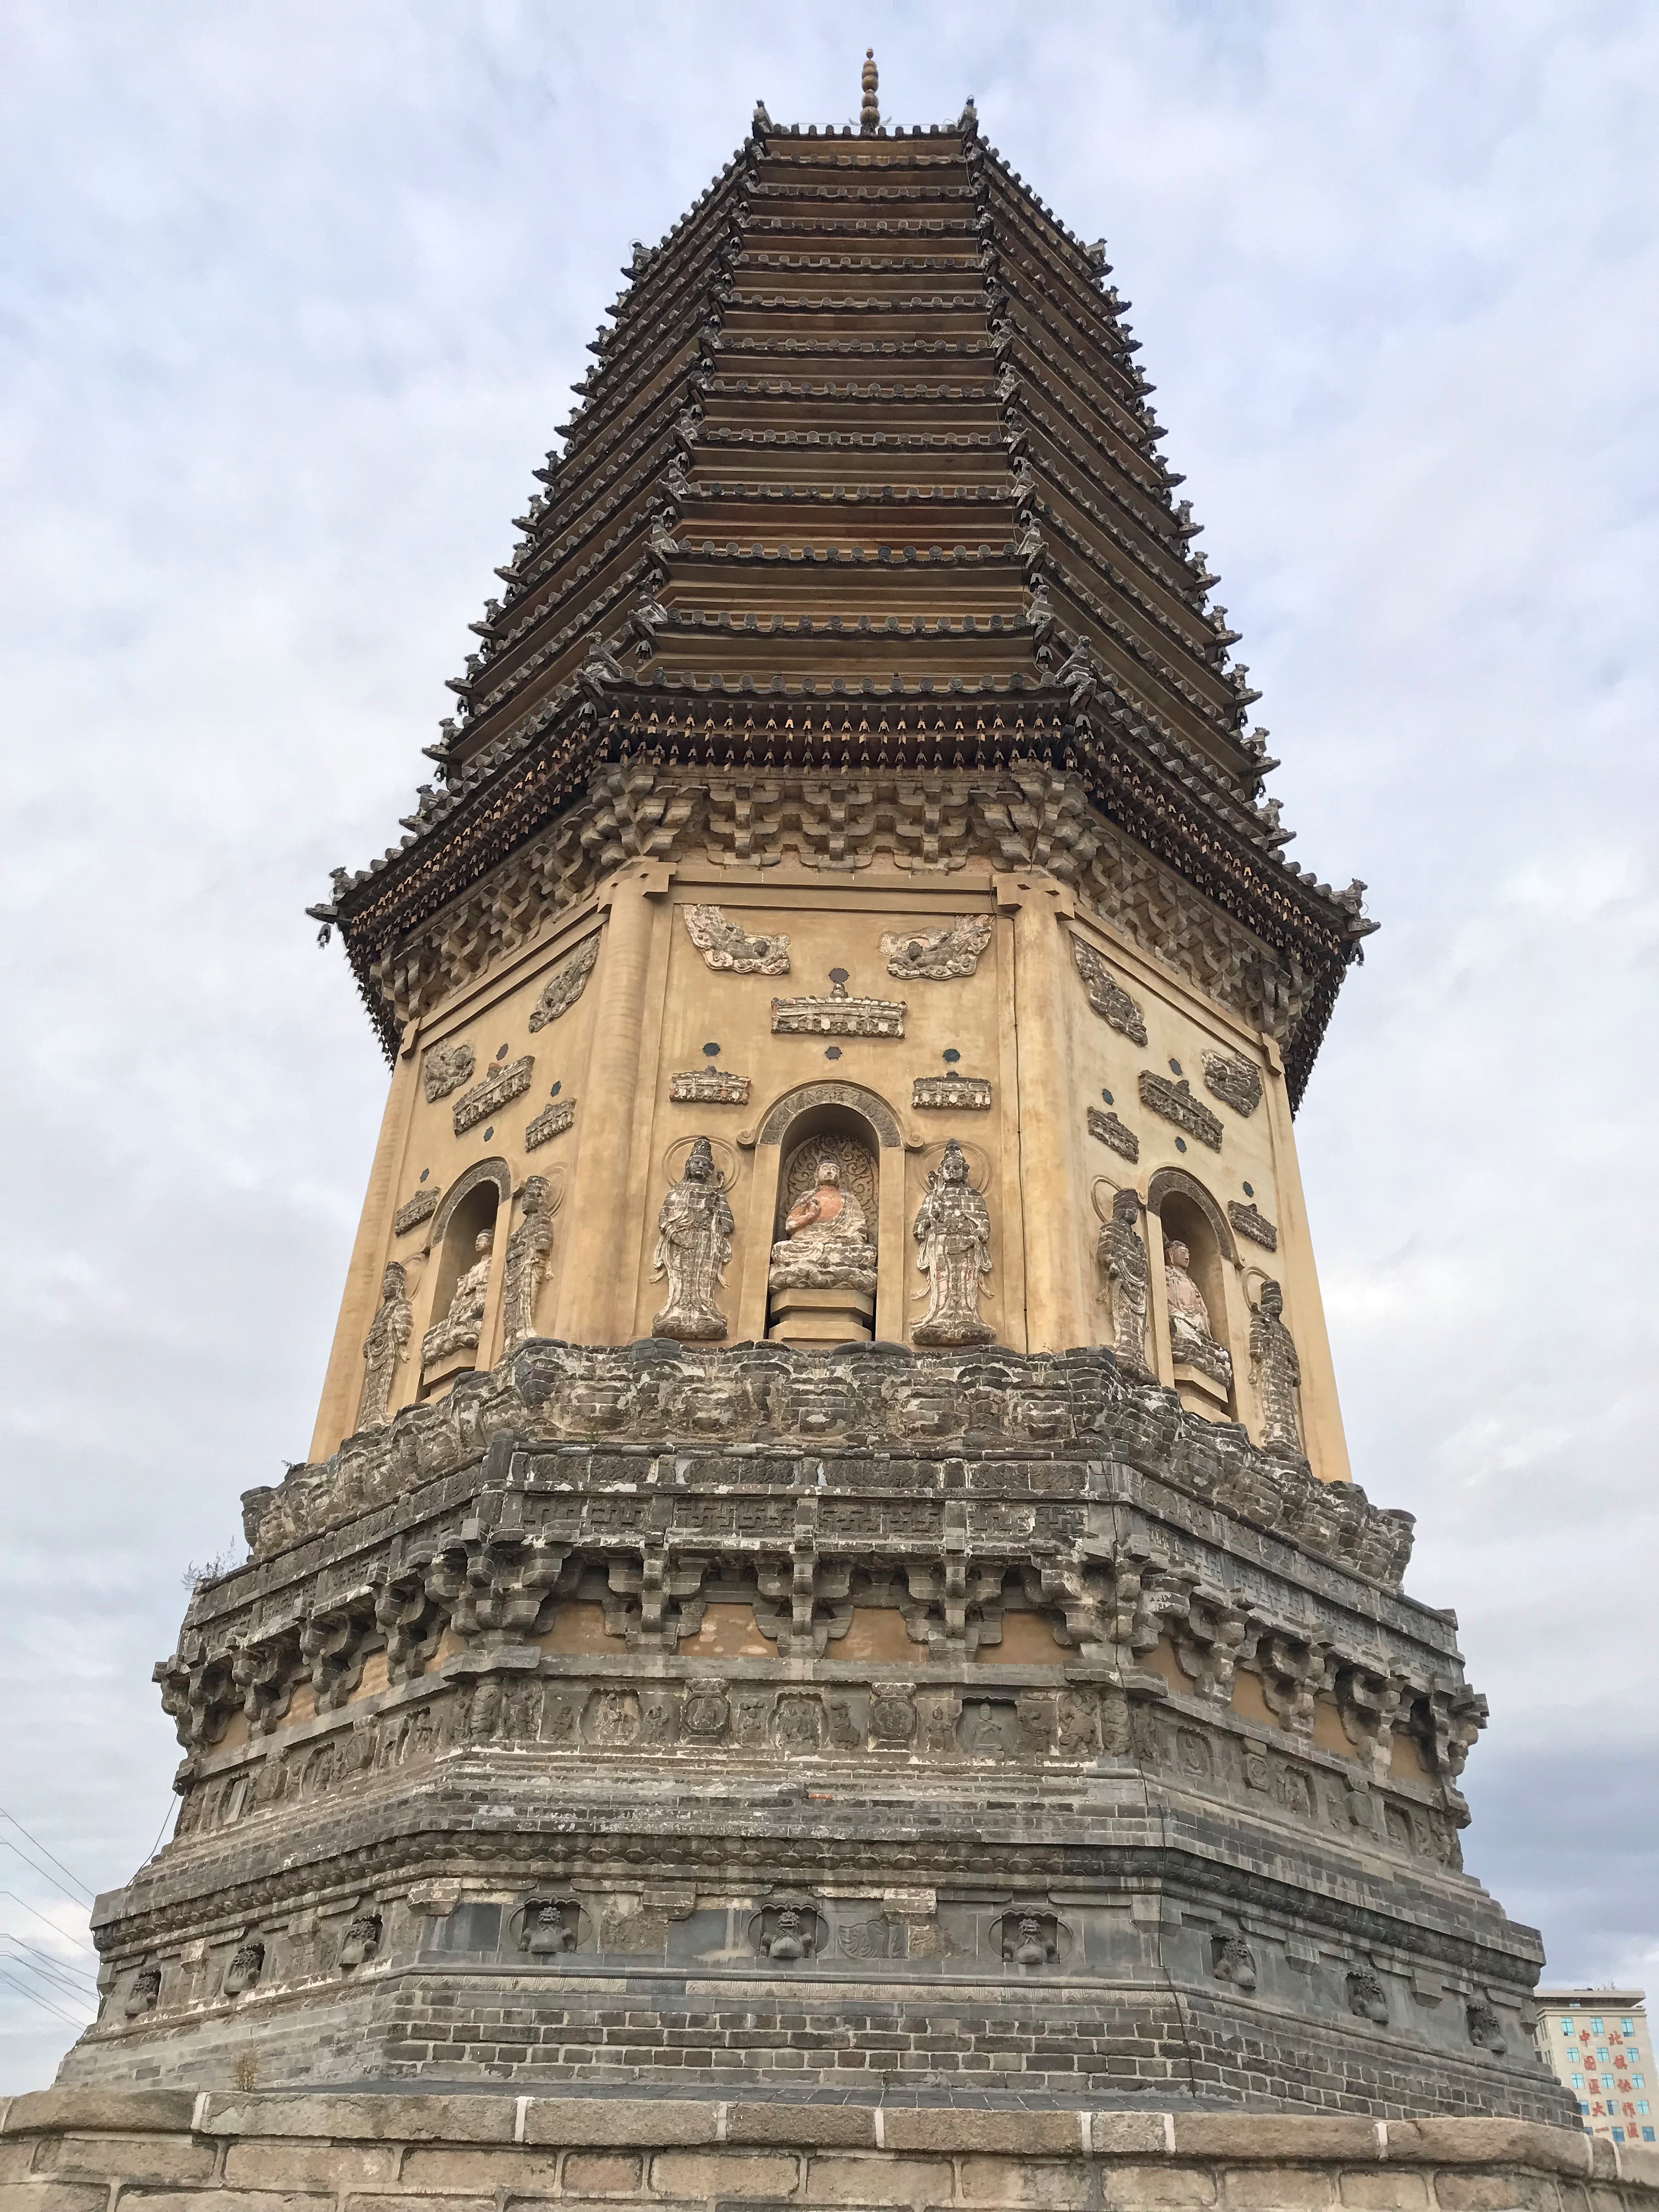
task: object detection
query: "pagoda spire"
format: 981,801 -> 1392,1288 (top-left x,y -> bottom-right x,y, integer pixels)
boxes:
860,48 -> 879,134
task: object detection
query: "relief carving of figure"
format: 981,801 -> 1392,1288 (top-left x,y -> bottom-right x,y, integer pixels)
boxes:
912,1139 -> 995,1346
651,1136 -> 734,1341
359,1263 -> 412,1429
1098,1188 -> 1150,1373
768,1152 -> 877,1296
1249,1278 -> 1304,1456
422,1231 -> 494,1369
502,1177 -> 555,1349
1164,1238 -> 1232,1387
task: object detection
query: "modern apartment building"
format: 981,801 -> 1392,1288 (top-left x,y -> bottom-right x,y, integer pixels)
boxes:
1536,1989 -> 1656,2143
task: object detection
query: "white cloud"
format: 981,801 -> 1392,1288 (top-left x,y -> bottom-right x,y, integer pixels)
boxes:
2,0 -> 1655,2089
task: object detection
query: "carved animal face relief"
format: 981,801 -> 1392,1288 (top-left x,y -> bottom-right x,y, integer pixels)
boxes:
881,914 -> 992,980
1070,935 -> 1148,1045
422,1040 -> 475,1103
684,904 -> 791,975
527,934 -> 599,1032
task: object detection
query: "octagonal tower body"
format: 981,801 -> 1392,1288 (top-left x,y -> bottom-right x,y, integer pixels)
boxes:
59,99 -> 1575,2128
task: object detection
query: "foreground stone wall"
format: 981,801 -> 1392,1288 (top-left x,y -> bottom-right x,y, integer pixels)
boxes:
3,2092 -> 1655,2212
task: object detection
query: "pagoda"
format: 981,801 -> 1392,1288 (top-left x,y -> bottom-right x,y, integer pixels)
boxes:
54,67 -> 1575,2128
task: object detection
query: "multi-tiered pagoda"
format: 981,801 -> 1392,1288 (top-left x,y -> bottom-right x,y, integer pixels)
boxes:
57,70 -> 1573,2129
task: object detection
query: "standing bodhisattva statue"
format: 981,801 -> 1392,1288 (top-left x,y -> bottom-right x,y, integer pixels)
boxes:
651,1135 -> 734,1341
502,1176 -> 556,1350
1249,1277 -> 1304,1456
1098,1186 -> 1151,1373
912,1138 -> 995,1346
358,1261 -> 412,1428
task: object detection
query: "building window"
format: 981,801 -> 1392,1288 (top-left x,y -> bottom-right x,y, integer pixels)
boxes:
1613,2128 -> 1626,2143
1634,2076 -> 1646,2090
1599,2048 -> 1611,2062
1623,2019 -> 1635,2034
1563,2018 -> 1576,2033
1643,2128 -> 1655,2142
1639,2102 -> 1651,2116
1571,2074 -> 1584,2089
1579,2102 -> 1589,2115
1593,2018 -> 1605,2034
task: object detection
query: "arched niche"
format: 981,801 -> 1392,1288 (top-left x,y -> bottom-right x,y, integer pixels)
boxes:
738,1083 -> 906,1346
1148,1165 -> 1236,1418
420,1159 -> 510,1393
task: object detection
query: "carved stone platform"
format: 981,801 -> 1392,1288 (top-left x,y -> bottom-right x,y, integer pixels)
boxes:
65,1336 -> 1575,2114
61,1343 -> 1573,2124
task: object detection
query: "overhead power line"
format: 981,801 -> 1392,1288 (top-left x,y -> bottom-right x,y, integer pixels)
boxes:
0,1892 -> 94,1954
0,1968 -> 86,2031
0,1839 -> 94,1913
1,1933 -> 98,1993
0,1810 -> 93,1903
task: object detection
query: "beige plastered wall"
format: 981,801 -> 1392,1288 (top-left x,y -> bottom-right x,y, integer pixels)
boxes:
309,856 -> 1351,1485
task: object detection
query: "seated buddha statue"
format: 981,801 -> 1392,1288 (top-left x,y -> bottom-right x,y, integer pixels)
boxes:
767,1158 -> 878,1295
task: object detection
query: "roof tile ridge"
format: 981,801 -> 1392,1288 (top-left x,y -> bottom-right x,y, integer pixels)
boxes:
427,148 -> 764,783
1037,497 -> 1229,672
1013,411 -> 1204,608
1001,326 -> 1165,497
1039,565 -> 1240,745
972,136 -> 1100,275
551,224 -> 733,462
981,174 -> 1125,345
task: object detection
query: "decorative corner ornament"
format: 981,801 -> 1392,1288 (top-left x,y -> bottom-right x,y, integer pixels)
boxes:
528,936 -> 600,1032
1203,1049 -> 1263,1117
684,905 -> 791,976
1070,934 -> 1148,1045
1139,1070 -> 1223,1150
421,1040 -> 475,1103
881,915 -> 992,980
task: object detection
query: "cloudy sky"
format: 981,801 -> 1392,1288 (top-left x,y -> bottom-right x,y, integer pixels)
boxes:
2,1 -> 1655,2091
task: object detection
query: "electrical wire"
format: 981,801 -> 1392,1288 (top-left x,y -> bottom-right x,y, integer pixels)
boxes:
0,1946 -> 97,1999
0,1839 -> 93,1912
0,1969 -> 87,2030
0,1892 -> 94,1954
0,1949 -> 95,2013
0,1811 -> 93,1903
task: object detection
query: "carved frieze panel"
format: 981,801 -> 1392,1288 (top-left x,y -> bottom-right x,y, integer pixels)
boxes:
1203,1050 -> 1263,1118
453,1055 -> 534,1135
1070,935 -> 1148,1045
1229,1200 -> 1278,1250
1139,1071 -> 1223,1150
392,1188 -> 439,1235
771,983 -> 906,1038
913,1074 -> 991,1109
525,1097 -> 575,1148
670,1069 -> 751,1104
1088,1106 -> 1139,1162
684,905 -> 791,975
422,1041 -> 475,1103
881,915 -> 992,980
527,935 -> 599,1032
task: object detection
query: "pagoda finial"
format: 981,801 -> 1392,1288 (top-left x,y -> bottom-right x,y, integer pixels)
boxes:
860,49 -> 879,135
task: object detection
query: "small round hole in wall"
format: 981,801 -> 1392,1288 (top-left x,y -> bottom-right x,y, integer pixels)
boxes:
828,967 -> 849,985
825,1046 -> 843,1060
1101,1089 -> 1114,1107
549,1081 -> 562,1097
482,1127 -> 494,1141
1169,1057 -> 1183,1076
1243,1181 -> 1254,1198
703,1042 -> 720,1058
495,1044 -> 509,1060
1175,1137 -> 1187,1152
419,1169 -> 430,1183
943,1047 -> 961,1064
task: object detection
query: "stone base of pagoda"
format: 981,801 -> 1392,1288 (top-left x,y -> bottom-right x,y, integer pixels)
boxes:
4,2092 -> 1648,2211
